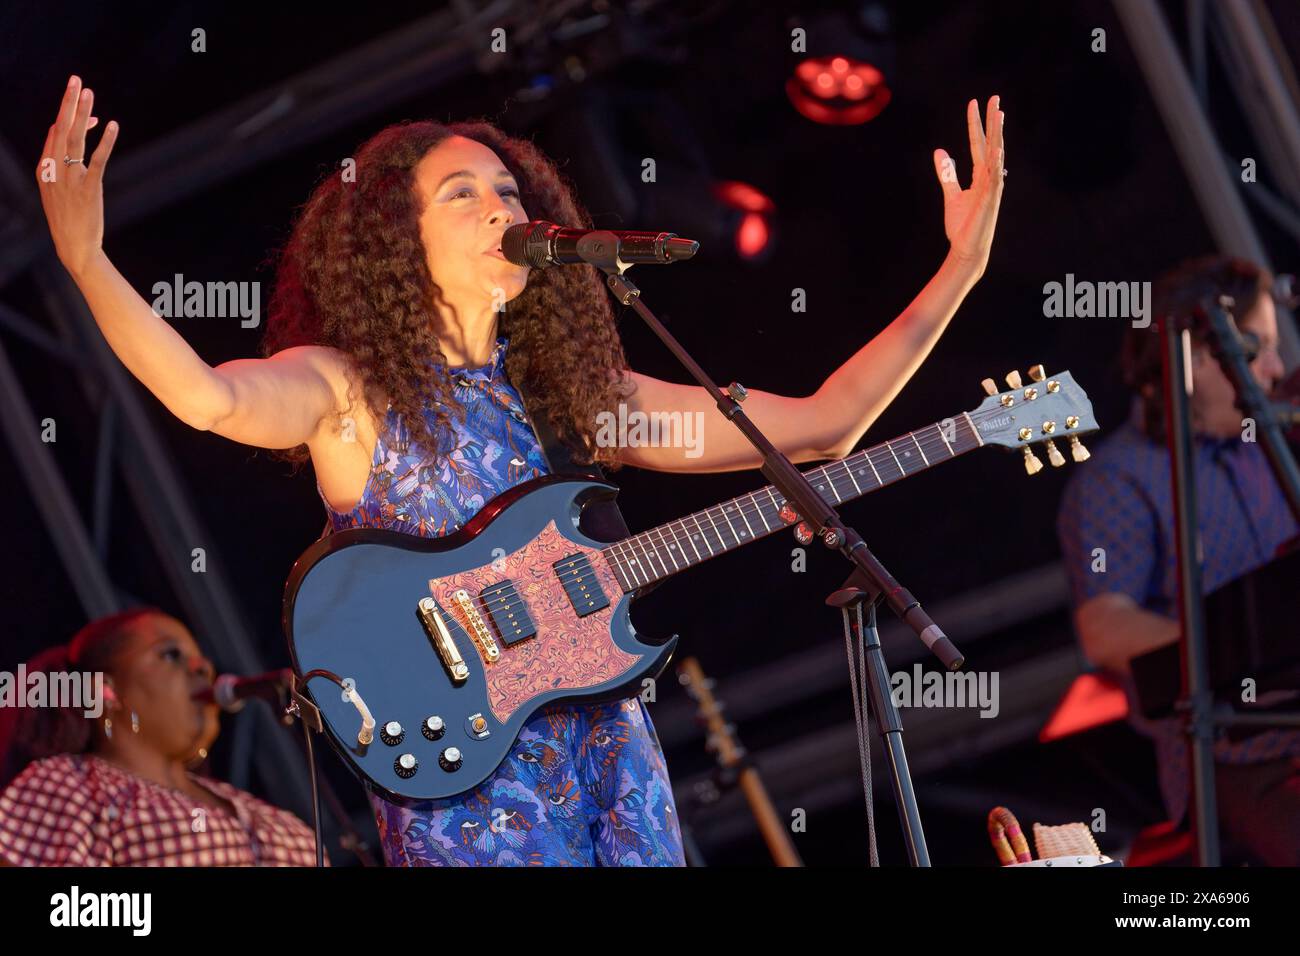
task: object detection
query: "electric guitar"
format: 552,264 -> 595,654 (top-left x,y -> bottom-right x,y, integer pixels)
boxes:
283,366 -> 1096,801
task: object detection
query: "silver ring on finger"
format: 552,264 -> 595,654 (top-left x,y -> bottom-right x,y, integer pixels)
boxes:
63,154 -> 85,166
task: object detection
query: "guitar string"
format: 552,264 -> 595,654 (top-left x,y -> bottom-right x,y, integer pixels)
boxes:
603,400 -> 1083,586
451,399 -> 1080,613
605,423 -> 983,583
457,425 -> 970,612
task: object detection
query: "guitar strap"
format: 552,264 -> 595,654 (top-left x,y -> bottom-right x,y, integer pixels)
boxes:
512,375 -> 635,546
514,376 -> 663,597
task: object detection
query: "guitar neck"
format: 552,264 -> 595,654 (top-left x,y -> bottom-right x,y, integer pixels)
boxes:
601,410 -> 987,591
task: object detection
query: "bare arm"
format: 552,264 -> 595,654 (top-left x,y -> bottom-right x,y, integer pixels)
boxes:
1074,592 -> 1180,676
36,76 -> 338,448
614,96 -> 1004,474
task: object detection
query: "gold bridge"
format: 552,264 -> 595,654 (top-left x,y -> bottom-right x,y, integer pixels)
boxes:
417,597 -> 470,684
452,588 -> 501,662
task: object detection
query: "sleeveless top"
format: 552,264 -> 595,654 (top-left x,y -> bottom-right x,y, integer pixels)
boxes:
317,336 -> 551,536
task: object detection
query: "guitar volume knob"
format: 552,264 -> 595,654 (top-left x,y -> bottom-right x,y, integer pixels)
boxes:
439,747 -> 463,772
422,716 -> 446,741
394,753 -> 418,778
379,721 -> 405,746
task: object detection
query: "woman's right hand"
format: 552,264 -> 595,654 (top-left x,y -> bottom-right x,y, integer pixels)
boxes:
35,75 -> 117,280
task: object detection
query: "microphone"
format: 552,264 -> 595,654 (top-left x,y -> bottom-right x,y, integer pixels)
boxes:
194,669 -> 293,713
501,220 -> 698,270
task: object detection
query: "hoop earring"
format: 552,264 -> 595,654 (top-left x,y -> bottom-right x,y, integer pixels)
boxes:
104,716 -> 113,740
130,712 -> 140,734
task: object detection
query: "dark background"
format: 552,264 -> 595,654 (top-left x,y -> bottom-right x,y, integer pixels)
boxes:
2,0 -> 1296,865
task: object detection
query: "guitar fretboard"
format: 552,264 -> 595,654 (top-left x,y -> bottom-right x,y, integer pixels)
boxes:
600,411 -> 986,591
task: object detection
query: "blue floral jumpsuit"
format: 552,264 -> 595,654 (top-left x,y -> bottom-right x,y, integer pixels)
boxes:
318,336 -> 685,866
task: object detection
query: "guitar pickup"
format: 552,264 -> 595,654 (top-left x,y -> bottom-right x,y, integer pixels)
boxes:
478,580 -> 536,646
417,597 -> 470,684
553,553 -> 610,617
452,589 -> 501,662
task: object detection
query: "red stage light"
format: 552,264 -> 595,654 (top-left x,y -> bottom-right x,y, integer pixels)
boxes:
713,180 -> 775,214
735,212 -> 770,259
712,181 -> 775,259
787,55 -> 891,125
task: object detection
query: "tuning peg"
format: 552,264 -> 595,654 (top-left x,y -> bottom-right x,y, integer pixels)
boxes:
1028,364 -> 1046,382
1005,370 -> 1022,389
1044,439 -> 1066,467
981,378 -> 999,397
1022,446 -> 1043,475
1069,435 -> 1090,462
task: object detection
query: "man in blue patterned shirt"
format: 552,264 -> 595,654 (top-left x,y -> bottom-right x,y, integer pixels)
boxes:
1057,256 -> 1300,865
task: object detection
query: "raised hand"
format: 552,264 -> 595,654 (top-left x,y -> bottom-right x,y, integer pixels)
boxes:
35,75 -> 118,279
933,95 -> 1005,277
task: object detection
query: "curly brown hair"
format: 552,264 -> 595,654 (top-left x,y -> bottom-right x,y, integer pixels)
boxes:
260,118 -> 632,471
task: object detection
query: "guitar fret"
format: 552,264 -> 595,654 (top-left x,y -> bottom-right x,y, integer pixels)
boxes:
936,422 -> 955,456
962,411 -> 984,447
864,451 -> 883,485
871,447 -> 896,483
634,535 -> 659,581
734,499 -> 757,540
712,505 -> 738,547
682,517 -> 704,561
705,508 -> 728,551
810,467 -> 842,504
613,541 -> 639,587
767,487 -> 783,518
633,533 -> 662,579
843,459 -> 863,495
886,440 -> 904,475
623,538 -> 647,586
691,514 -> 716,556
645,529 -> 673,576
677,522 -> 695,565
655,526 -> 681,571
910,431 -> 929,466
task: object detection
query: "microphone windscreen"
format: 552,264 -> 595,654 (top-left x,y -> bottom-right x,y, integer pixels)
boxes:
501,223 -> 532,267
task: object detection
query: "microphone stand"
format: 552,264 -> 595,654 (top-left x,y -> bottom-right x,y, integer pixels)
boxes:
1158,307 -> 1220,866
1201,297 -> 1300,524
280,681 -> 379,867
1166,296 -> 1300,867
583,238 -> 965,866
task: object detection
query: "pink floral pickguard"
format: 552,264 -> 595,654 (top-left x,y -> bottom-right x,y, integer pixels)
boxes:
428,520 -> 640,725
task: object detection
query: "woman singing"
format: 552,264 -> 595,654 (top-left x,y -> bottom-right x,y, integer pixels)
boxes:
35,74 -> 1004,865
0,608 -> 320,866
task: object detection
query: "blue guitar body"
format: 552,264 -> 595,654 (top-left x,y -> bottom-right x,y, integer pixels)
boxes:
284,476 -> 675,803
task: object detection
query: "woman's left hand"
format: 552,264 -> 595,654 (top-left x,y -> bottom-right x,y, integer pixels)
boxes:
933,95 -> 1005,278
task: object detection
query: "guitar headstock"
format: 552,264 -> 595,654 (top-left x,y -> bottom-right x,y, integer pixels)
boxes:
969,365 -> 1098,475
